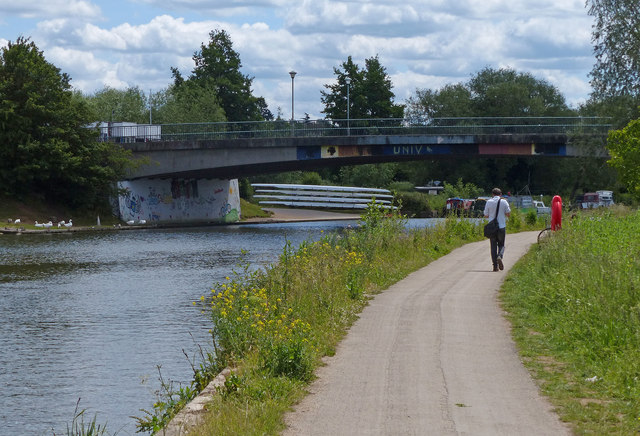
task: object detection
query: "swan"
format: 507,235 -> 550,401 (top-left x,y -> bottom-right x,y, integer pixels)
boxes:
13,219 -> 20,224
138,219 -> 146,224
43,221 -> 53,229
34,221 -> 44,228
126,220 -> 135,225
64,220 -> 73,228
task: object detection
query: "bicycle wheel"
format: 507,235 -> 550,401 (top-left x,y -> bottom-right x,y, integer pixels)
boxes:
537,227 -> 552,243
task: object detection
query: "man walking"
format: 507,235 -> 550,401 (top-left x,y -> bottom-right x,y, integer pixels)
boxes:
483,188 -> 511,271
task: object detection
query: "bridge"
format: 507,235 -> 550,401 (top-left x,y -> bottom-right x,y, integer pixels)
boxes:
109,117 -> 610,224
115,117 -> 611,180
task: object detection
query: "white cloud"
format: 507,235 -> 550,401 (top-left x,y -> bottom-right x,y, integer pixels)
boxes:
1,0 -> 596,118
0,0 -> 101,20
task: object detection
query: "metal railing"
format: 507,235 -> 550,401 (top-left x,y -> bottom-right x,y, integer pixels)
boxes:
97,117 -> 612,143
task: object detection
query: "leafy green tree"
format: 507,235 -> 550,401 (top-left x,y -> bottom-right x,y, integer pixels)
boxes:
587,0 -> 640,100
175,29 -> 266,121
442,178 -> 483,199
0,37 -> 133,207
406,67 -> 572,120
406,84 -> 473,121
607,118 -> 640,198
153,80 -> 226,124
361,56 -> 404,118
579,95 -> 640,129
468,68 -> 572,116
83,86 -> 149,123
321,56 -> 364,120
321,55 -> 403,120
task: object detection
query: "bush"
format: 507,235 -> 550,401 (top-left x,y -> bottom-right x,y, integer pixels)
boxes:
388,181 -> 414,192
525,210 -> 538,226
395,191 -> 431,217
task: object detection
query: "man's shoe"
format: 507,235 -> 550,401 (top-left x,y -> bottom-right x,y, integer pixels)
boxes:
497,256 -> 504,270
493,265 -> 499,272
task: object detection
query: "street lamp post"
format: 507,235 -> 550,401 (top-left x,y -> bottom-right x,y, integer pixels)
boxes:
345,77 -> 351,136
289,71 -> 297,121
289,71 -> 296,137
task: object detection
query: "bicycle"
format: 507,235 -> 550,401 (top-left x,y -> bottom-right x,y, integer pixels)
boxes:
537,226 -> 552,243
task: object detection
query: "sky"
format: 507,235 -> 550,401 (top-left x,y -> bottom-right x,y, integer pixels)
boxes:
0,0 -> 596,120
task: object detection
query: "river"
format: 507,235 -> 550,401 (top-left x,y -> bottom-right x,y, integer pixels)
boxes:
0,220 -> 379,435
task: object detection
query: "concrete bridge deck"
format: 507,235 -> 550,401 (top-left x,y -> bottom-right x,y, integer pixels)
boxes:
120,117 -> 610,180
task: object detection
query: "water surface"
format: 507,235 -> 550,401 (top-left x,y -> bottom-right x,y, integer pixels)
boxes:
0,221 -> 361,435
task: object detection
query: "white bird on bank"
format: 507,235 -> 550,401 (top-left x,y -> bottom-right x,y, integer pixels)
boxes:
13,219 -> 20,224
64,220 -> 73,228
35,221 -> 44,228
126,220 -> 135,225
138,219 -> 146,224
43,221 -> 53,229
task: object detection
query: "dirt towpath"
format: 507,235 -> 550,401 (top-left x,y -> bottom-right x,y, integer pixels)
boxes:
283,231 -> 569,436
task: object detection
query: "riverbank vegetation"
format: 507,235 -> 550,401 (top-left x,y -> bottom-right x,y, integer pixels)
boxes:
136,204 -> 480,433
135,203 -> 547,434
501,206 -> 640,434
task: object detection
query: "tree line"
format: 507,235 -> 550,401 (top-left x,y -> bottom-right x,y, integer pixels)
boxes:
2,2 -> 640,210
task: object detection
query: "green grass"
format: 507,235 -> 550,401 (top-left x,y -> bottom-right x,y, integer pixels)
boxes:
240,198 -> 272,219
500,206 -> 640,435
135,203 -> 488,435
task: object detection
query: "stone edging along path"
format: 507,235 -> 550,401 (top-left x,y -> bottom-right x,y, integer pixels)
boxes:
160,368 -> 232,436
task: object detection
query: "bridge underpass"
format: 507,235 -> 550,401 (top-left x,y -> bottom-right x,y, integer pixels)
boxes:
112,117 -> 610,224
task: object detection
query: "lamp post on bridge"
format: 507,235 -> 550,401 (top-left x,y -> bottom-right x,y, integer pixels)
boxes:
345,77 -> 351,136
289,70 -> 297,136
289,71 -> 297,121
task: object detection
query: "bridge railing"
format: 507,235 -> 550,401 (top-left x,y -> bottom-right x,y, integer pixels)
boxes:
98,117 -> 611,143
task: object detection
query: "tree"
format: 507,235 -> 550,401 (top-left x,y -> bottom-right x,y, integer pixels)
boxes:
321,55 -> 404,120
442,179 -> 483,199
406,84 -> 473,121
406,67 -> 572,120
607,119 -> 640,198
579,95 -> 640,129
177,29 -> 266,121
587,0 -> 640,100
361,56 -> 404,118
338,163 -> 398,188
153,80 -> 226,124
468,68 -> 571,116
0,37 -> 133,207
83,86 -> 149,124
402,67 -> 582,196
321,56 -> 363,120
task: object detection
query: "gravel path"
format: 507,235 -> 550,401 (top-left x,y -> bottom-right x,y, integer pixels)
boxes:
282,231 -> 569,436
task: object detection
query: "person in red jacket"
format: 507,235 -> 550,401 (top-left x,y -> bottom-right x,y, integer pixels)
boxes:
483,188 -> 511,271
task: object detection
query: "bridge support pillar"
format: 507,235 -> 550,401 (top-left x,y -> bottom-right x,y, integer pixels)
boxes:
117,178 -> 240,224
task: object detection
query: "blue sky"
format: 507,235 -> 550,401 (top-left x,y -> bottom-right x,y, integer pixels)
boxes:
0,0 -> 596,119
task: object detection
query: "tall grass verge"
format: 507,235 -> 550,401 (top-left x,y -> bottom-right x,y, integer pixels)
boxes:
141,201 -> 550,434
501,207 -> 640,435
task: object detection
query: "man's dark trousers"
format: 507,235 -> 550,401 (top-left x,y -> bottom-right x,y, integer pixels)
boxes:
490,228 -> 506,268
